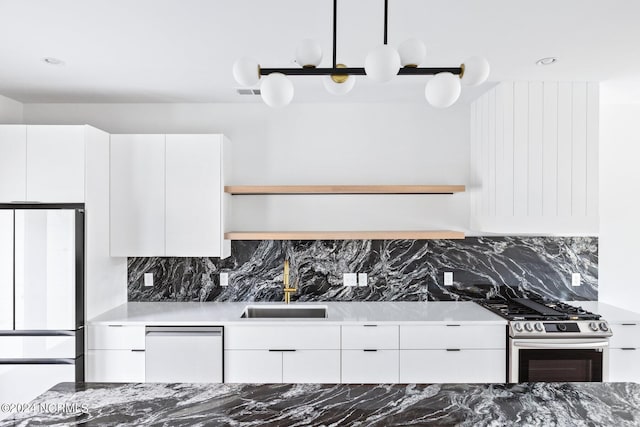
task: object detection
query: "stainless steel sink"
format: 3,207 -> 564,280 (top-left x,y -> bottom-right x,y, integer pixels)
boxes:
241,305 -> 328,319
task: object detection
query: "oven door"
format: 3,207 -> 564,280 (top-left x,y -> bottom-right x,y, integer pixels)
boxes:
509,338 -> 609,383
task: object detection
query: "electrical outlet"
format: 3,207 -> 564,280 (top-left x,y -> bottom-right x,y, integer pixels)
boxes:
572,273 -> 581,287
220,272 -> 229,287
144,273 -> 154,287
358,273 -> 368,287
343,273 -> 358,287
444,272 -> 454,287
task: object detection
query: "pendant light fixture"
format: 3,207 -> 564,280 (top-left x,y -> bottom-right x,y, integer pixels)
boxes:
233,0 -> 490,108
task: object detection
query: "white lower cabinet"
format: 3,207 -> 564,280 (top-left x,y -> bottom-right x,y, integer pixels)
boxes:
399,324 -> 506,383
224,350 -> 282,383
87,350 -> 145,382
224,349 -> 340,383
282,350 -> 341,383
342,350 -> 399,383
86,322 -> 509,384
224,326 -> 341,383
340,325 -> 399,383
607,323 -> 640,382
609,349 -> 640,382
86,325 -> 146,382
400,349 -> 505,383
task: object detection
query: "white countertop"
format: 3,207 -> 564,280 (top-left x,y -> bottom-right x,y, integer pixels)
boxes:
567,301 -> 640,323
89,301 -> 507,326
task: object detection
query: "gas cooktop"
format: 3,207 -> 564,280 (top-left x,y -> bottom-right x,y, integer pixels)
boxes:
473,293 -> 600,321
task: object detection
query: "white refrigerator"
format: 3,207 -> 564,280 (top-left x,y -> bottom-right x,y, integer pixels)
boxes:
0,205 -> 84,412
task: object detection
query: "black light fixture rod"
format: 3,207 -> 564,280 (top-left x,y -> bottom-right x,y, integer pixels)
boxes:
383,0 -> 388,45
260,67 -> 462,76
332,0 -> 337,67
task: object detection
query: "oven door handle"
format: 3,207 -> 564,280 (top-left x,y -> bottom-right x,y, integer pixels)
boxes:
513,341 -> 609,349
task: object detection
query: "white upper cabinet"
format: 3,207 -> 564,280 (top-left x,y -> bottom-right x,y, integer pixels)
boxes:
0,125 -> 85,203
0,125 -> 27,202
110,135 -> 166,257
110,134 -> 230,258
26,126 -> 85,203
165,135 -> 228,257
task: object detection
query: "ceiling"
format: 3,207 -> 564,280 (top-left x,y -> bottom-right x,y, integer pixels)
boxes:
1,0 -> 639,103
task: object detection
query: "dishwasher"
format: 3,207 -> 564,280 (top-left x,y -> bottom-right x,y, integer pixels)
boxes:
145,326 -> 223,383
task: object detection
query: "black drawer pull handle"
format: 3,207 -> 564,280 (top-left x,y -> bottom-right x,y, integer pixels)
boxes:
446,349 -> 461,352
363,349 -> 378,352
621,323 -> 638,326
363,325 -> 378,327
445,324 -> 461,327
107,325 -> 124,327
268,349 -> 296,352
131,349 -> 145,352
621,348 -> 637,351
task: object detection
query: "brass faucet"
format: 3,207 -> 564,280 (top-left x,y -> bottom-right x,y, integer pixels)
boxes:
283,259 -> 297,304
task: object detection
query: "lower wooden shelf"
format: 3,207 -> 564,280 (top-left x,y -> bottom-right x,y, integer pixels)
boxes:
224,231 -> 465,240
225,185 -> 465,195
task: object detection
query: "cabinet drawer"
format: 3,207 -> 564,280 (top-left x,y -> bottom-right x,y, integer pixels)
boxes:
342,325 -> 399,350
399,349 -> 505,383
87,349 -> 145,382
224,350 -> 282,383
282,350 -> 341,383
609,323 -> 640,349
342,350 -> 399,383
88,325 -> 146,350
225,326 -> 340,350
400,325 -> 505,349
608,348 -> 640,382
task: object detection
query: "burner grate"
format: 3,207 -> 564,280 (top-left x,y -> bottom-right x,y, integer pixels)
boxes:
475,297 -> 601,321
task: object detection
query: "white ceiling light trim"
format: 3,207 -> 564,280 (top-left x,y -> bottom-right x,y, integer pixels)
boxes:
233,0 -> 490,108
536,57 -> 558,66
43,57 -> 65,66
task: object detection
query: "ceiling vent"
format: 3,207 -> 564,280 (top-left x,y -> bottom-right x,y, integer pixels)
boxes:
236,88 -> 261,95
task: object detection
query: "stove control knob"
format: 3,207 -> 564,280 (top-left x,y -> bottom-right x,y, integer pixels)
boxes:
557,324 -> 567,332
514,323 -> 523,332
599,322 -> 609,332
524,323 -> 533,332
589,322 -> 599,331
534,322 -> 544,332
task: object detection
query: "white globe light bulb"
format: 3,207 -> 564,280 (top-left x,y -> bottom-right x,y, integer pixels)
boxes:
398,38 -> 426,67
260,73 -> 294,108
425,72 -> 462,108
461,56 -> 490,86
322,64 -> 356,95
232,57 -> 260,86
364,45 -> 401,83
295,38 -> 323,67
323,75 -> 356,95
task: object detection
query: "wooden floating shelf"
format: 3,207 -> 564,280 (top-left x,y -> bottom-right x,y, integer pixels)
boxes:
224,230 -> 465,240
224,185 -> 465,195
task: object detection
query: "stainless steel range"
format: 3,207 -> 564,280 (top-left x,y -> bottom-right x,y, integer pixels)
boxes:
476,296 -> 612,383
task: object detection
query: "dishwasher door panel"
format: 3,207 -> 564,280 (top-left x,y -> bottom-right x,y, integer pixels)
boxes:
145,326 -> 223,383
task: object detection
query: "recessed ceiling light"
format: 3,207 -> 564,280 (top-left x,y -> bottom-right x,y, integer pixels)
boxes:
536,57 -> 557,66
43,57 -> 65,66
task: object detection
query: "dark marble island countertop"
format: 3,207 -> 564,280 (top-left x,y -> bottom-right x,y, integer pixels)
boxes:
2,382 -> 639,427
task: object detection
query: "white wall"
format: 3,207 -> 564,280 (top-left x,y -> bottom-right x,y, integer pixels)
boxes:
470,82 -> 599,235
0,94 -> 23,123
599,96 -> 640,312
24,102 -> 471,233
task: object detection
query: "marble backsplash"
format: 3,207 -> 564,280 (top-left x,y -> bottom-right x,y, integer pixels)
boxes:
128,237 -> 598,302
